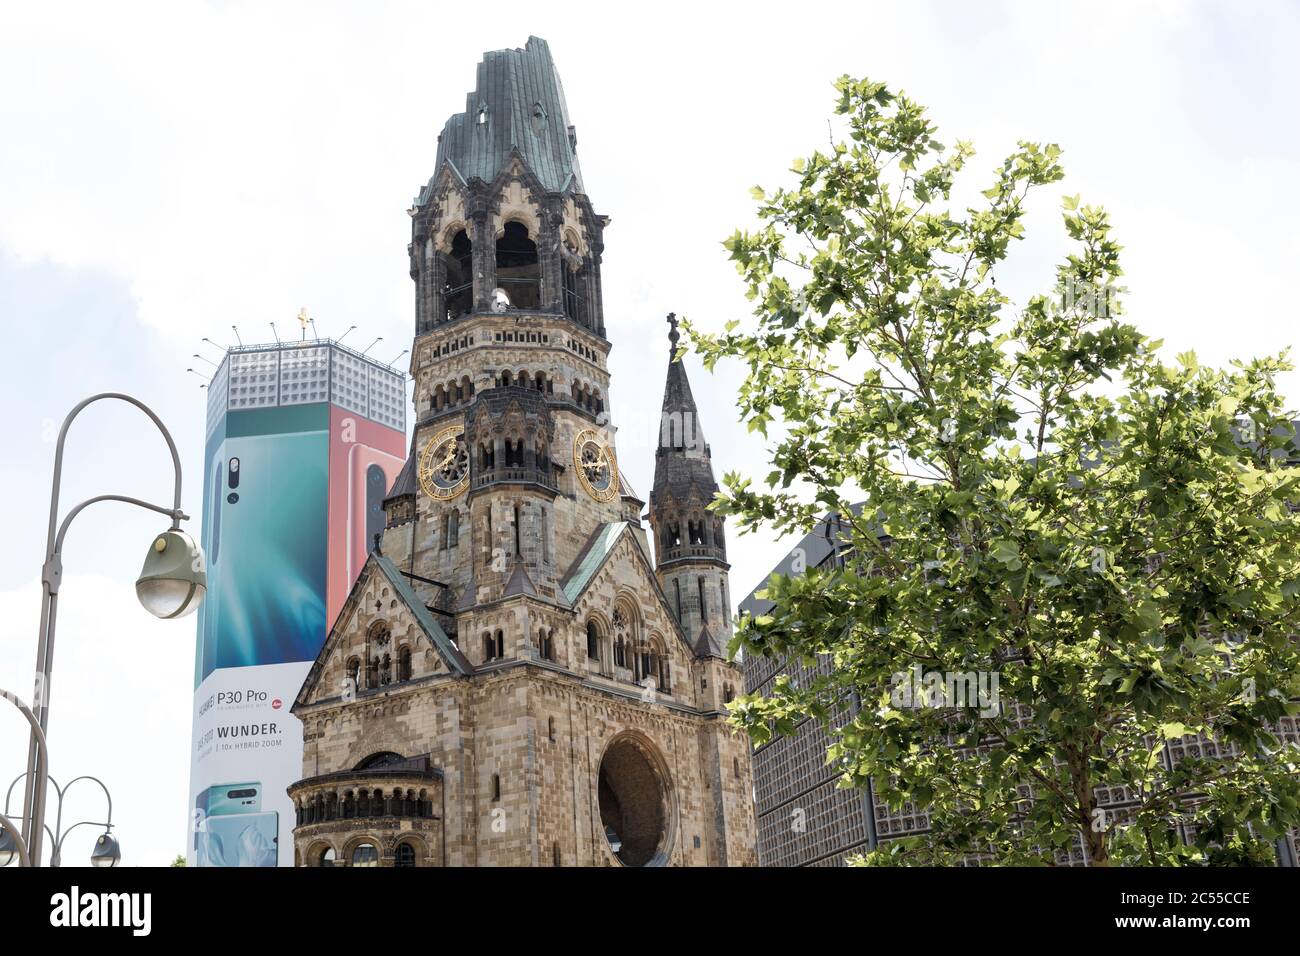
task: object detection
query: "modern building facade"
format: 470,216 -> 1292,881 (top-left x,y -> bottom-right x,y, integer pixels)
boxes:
739,512 -> 876,867
286,37 -> 755,867
189,338 -> 407,867
741,512 -> 1300,867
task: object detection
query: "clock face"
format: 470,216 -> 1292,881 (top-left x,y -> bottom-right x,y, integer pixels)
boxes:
417,425 -> 469,500
573,428 -> 619,502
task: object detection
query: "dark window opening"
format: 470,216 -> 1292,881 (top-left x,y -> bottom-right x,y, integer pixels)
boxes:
442,229 -> 473,321
495,221 -> 540,310
563,262 -> 585,326
394,842 -> 416,867
586,621 -> 600,661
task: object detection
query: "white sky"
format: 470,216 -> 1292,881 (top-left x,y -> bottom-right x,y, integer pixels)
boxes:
0,0 -> 1296,865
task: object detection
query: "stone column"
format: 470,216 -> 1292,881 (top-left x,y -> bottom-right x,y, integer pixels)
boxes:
471,208 -> 495,313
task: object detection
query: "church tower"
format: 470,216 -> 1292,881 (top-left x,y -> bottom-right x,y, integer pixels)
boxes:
288,37 -> 755,868
650,315 -> 737,708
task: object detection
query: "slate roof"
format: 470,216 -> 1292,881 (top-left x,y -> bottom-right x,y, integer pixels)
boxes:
693,624 -> 727,660
384,449 -> 417,502
421,36 -> 583,202
650,343 -> 720,508
503,560 -> 538,598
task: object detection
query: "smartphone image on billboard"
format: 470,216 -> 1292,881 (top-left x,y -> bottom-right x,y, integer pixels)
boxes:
202,782 -> 263,816
194,781 -> 268,864
197,413 -> 329,681
196,811 -> 279,868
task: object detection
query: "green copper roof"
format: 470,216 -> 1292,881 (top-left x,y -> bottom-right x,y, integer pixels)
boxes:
562,521 -> 628,604
427,36 -> 583,197
375,554 -> 472,675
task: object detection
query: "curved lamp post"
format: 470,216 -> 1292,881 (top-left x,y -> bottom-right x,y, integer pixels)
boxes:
2,771 -> 118,867
1,688 -> 47,866
19,393 -> 205,867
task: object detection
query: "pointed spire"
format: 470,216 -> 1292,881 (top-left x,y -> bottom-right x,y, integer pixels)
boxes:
651,312 -> 721,539
658,313 -> 705,456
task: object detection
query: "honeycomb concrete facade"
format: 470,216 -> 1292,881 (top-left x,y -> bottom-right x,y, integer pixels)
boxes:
287,37 -> 756,868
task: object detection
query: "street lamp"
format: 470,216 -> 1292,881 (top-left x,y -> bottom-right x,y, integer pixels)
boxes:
136,529 -> 206,618
18,392 -> 203,867
4,771 -> 118,867
90,831 -> 121,868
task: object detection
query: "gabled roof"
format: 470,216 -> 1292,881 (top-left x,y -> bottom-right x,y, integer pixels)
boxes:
374,555 -> 472,675
560,521 -> 706,658
293,553 -> 472,711
561,520 -> 628,605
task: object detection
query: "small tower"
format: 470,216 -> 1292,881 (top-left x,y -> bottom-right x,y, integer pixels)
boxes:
650,314 -> 733,681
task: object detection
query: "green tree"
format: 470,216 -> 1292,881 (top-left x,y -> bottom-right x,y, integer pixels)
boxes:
689,77 -> 1300,865
170,854 -> 186,867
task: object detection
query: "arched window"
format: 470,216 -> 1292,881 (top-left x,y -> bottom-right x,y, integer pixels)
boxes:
698,577 -> 708,622
673,580 -> 683,623
562,240 -> 585,326
553,842 -> 562,866
586,621 -> 600,661
495,221 -> 540,309
548,716 -> 556,742
318,846 -> 336,867
397,646 -> 412,682
394,842 -> 416,868
492,773 -> 501,801
350,843 -> 379,867
345,657 -> 361,693
367,621 -> 391,688
442,229 -> 473,321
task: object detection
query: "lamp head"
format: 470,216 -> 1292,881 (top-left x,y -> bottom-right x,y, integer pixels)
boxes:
0,827 -> 19,866
136,529 -> 206,619
90,831 -> 121,868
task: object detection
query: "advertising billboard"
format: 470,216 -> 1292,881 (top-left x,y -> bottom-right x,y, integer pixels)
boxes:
188,342 -> 406,866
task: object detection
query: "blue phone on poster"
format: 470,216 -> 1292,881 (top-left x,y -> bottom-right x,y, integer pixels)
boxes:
198,421 -> 328,679
196,811 -> 279,867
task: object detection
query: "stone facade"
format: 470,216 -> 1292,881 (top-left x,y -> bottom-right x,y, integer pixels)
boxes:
288,37 -> 756,867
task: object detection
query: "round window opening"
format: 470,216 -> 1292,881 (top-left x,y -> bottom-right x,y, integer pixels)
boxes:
598,735 -> 671,867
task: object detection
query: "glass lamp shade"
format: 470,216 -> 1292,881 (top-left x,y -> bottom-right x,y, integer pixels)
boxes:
90,832 -> 121,868
0,828 -> 18,866
135,529 -> 206,619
